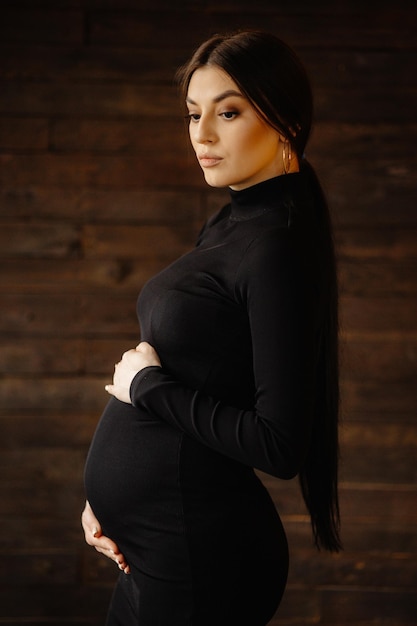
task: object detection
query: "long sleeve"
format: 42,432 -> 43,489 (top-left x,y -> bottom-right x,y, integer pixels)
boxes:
130,225 -> 316,479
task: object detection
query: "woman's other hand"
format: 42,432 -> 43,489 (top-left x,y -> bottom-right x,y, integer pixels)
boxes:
105,342 -> 161,404
81,500 -> 130,575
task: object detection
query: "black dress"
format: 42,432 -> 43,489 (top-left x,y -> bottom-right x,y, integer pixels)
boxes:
84,173 -> 319,626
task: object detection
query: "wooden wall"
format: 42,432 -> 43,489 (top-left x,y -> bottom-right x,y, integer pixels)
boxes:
1,1 -> 416,624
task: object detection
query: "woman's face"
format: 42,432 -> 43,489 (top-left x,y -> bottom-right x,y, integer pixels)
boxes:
186,66 -> 283,190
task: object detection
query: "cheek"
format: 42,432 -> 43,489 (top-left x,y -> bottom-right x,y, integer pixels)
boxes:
189,127 -> 197,151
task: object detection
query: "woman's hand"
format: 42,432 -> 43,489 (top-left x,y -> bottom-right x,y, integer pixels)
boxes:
81,500 -> 130,574
105,342 -> 161,404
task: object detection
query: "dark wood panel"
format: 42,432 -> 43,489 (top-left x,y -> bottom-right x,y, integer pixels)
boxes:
0,82 -> 179,117
88,9 -> 417,50
1,377 -> 106,411
0,413 -> 99,448
0,338 -> 83,373
0,552 -> 78,585
1,448 -> 87,486
0,43 -> 185,82
0,9 -> 83,44
0,117 -> 48,150
0,222 -> 80,258
0,293 -> 139,334
341,338 -> 417,382
336,227 -> 417,260
340,296 -> 417,333
339,259 -> 417,295
0,153 -> 202,187
0,585 -> 111,620
341,379 -> 417,414
287,550 -> 417,588
83,224 -> 194,259
321,589 -> 417,624
0,187 -> 203,223
0,258 -> 166,294
50,117 -> 188,154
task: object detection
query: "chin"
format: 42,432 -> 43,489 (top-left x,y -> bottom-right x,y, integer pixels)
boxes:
202,171 -> 235,189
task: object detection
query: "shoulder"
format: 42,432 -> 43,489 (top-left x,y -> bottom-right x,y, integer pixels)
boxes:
234,221 -> 312,305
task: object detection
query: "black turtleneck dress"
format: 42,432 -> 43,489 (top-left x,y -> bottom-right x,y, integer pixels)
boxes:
84,173 -> 318,626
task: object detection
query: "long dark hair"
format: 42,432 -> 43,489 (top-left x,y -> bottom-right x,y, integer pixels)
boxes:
177,31 -> 342,552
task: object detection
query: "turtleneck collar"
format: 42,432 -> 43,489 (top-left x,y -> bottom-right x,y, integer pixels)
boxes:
228,172 -> 303,221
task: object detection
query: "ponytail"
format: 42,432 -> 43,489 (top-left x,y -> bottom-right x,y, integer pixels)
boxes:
298,159 -> 342,552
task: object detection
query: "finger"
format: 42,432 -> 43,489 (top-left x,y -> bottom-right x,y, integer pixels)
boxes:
93,534 -> 120,554
135,341 -> 150,353
95,546 -> 130,573
92,525 -> 101,538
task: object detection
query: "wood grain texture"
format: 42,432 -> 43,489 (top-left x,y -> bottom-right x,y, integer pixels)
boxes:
0,1 -> 416,623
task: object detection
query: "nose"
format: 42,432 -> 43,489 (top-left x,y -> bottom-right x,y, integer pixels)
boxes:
193,114 -> 216,144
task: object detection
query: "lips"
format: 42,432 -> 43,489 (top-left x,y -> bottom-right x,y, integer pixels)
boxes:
198,154 -> 223,167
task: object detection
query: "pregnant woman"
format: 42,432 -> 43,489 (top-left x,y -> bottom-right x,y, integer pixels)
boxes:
82,30 -> 342,626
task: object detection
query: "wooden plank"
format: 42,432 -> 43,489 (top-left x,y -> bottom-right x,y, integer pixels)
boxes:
0,484 -> 86,518
0,293 -> 139,334
0,258 -> 166,294
83,224 -> 194,259
0,552 -> 78,585
287,550 -> 417,588
0,413 -> 99,448
0,153 -> 203,187
0,517 -> 83,550
341,338 -> 417,382
321,589 -> 417,624
339,259 -> 417,295
341,379 -> 417,414
0,117 -> 48,150
339,422 -> 417,484
310,122 -> 417,162
50,117 -> 188,154
0,338 -> 83,374
0,43 -> 185,82
1,448 -> 87,486
340,296 -> 417,334
0,222 -> 80,258
1,377 -> 107,411
336,227 -> 417,260
0,187 -> 203,224
88,10 -> 417,50
0,82 -> 179,117
0,9 -> 84,44
0,294 -> 84,333
0,585 -> 112,620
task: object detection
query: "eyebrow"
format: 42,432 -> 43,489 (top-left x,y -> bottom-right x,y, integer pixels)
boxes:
186,89 -> 245,105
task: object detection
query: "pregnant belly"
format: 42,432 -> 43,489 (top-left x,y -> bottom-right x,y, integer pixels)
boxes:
84,397 -> 188,575
83,398 -> 282,582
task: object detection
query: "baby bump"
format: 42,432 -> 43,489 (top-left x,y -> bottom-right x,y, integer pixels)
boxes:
84,397 -> 183,539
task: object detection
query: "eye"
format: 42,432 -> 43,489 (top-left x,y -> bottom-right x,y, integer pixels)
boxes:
220,111 -> 239,120
186,113 -> 201,123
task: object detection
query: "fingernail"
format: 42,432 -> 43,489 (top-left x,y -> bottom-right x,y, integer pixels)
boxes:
92,526 -> 99,537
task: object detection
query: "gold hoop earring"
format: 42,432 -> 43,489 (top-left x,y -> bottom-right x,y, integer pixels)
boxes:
282,139 -> 292,175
